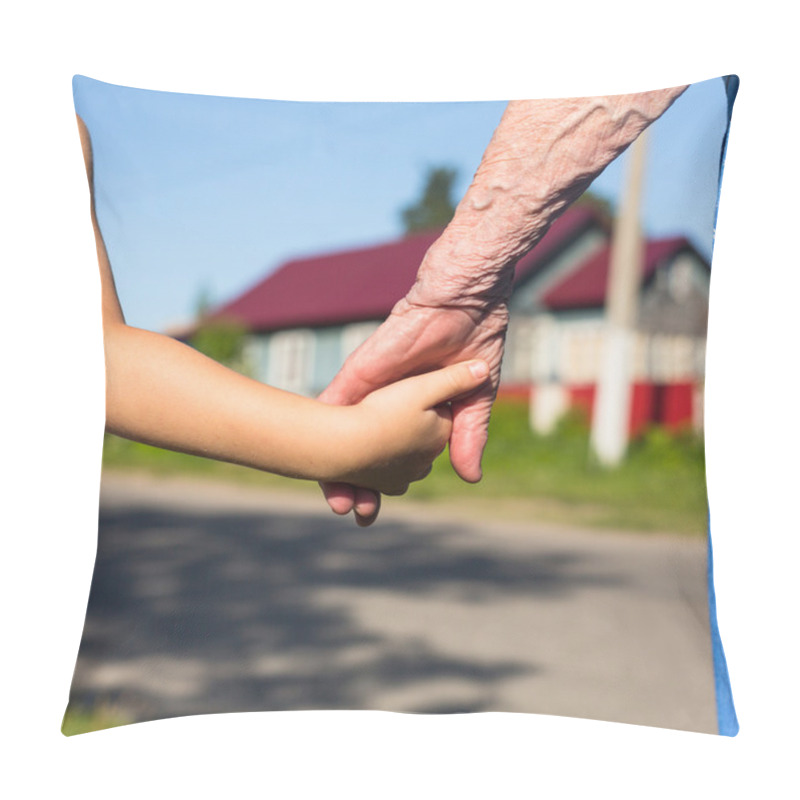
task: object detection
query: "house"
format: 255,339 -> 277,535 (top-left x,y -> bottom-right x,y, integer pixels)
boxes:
209,205 -> 710,435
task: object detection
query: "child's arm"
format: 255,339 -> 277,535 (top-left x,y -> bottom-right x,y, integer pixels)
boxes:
77,115 -> 488,497
104,319 -> 486,495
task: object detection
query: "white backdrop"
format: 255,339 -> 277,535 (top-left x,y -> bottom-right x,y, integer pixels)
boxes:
3,2 -> 797,797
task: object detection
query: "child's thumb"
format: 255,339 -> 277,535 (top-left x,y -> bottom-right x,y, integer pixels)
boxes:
415,360 -> 490,407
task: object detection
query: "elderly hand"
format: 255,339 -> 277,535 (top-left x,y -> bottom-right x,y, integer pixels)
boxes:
317,87 -> 689,525
317,293 -> 508,525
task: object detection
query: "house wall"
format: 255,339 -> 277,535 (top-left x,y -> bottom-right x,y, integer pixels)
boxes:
518,306 -> 706,436
242,242 -> 708,436
671,252 -> 711,296
245,320 -> 381,396
267,329 -> 316,395
638,252 -> 710,338
311,328 -> 341,395
508,245 -> 708,436
504,310 -> 607,385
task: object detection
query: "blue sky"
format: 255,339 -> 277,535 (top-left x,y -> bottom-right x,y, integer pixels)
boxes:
74,75 -> 729,333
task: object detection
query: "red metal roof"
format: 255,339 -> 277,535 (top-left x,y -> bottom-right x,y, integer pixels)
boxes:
541,237 -> 689,310
212,206 -> 600,332
213,230 -> 437,331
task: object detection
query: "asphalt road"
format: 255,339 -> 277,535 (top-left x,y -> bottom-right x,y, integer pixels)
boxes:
67,472 -> 717,734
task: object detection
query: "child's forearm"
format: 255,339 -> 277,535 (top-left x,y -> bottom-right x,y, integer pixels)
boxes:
104,320 -> 353,481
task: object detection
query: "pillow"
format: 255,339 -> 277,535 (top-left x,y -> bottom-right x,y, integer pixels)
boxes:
64,74 -> 738,736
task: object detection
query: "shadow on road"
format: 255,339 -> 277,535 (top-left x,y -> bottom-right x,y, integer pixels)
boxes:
68,497 -> 631,728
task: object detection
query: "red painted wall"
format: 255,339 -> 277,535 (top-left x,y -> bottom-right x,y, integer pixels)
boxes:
522,382 -> 696,435
658,382 -> 695,429
630,384 -> 654,436
568,385 -> 595,421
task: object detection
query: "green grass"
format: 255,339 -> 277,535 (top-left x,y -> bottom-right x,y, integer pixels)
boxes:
406,401 -> 708,534
103,432 -> 287,484
61,704 -> 133,736
101,399 -> 708,535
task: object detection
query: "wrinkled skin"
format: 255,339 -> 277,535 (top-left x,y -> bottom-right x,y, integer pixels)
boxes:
318,86 -> 688,526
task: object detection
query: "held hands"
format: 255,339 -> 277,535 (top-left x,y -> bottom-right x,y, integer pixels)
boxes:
332,359 -> 491,504
319,297 -> 508,525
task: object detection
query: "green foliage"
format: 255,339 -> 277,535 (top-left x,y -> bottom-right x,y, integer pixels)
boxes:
401,166 -> 458,234
189,319 -> 250,374
572,190 -> 615,225
194,285 -> 214,319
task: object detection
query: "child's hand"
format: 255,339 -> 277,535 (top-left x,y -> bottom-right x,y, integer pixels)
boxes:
333,360 -> 490,497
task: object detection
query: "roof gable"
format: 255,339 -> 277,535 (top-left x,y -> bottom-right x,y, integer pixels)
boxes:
540,237 -> 699,311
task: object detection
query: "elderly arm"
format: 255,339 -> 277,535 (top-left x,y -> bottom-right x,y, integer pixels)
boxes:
410,87 -> 688,307
319,85 -> 688,524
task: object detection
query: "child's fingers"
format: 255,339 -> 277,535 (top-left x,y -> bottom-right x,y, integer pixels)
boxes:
411,360 -> 490,409
320,481 -> 357,515
353,488 -> 381,527
380,481 -> 411,497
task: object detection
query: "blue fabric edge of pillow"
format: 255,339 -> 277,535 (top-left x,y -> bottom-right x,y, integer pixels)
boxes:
708,519 -> 739,736
707,74 -> 740,737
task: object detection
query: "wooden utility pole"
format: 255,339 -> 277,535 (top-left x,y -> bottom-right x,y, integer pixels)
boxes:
590,131 -> 648,466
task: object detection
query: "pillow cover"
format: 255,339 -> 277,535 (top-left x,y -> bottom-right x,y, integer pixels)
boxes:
64,74 -> 738,736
